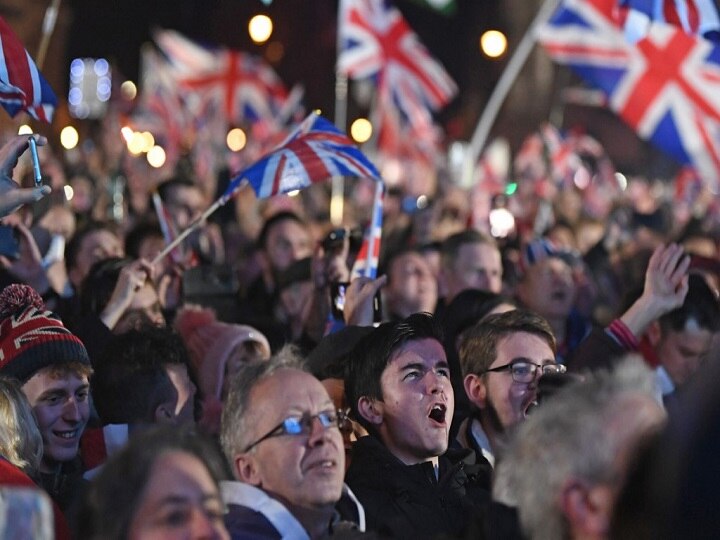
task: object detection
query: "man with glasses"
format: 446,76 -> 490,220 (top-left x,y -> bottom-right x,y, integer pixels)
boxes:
344,313 -> 496,539
457,309 -> 564,467
219,351 -> 364,539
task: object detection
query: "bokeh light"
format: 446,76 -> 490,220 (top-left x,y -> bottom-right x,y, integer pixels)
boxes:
60,126 -> 80,150
249,15 -> 273,44
480,30 -> 508,58
147,146 -> 167,168
227,128 -> 247,151
350,118 -> 373,143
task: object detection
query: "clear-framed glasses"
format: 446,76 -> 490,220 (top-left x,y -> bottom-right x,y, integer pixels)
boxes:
243,409 -> 349,453
483,360 -> 566,383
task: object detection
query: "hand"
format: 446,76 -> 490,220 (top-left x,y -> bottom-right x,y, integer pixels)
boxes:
0,136 -> 51,217
343,275 -> 387,326
100,258 -> 156,330
0,223 -> 50,295
620,243 -> 689,337
641,243 -> 690,314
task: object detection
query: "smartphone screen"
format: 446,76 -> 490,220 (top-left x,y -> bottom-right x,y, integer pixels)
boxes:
0,226 -> 20,260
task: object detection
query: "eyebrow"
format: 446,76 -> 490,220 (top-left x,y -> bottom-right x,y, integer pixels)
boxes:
399,360 -> 450,372
510,357 -> 555,365
156,493 -> 223,508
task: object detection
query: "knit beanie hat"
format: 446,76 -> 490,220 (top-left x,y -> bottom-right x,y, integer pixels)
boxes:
174,305 -> 271,400
0,284 -> 90,383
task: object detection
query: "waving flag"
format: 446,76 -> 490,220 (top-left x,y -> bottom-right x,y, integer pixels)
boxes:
222,113 -> 382,203
538,0 -> 720,187
351,180 -> 384,279
338,0 -> 457,126
619,0 -> 720,42
0,17 -> 56,123
154,29 -> 290,125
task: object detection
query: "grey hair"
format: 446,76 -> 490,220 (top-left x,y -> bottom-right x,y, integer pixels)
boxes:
220,345 -> 305,470
493,356 -> 663,540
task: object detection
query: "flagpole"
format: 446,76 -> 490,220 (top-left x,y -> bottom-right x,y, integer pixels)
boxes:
151,181 -> 249,266
463,0 -> 562,184
36,0 -> 62,69
332,0 -> 349,227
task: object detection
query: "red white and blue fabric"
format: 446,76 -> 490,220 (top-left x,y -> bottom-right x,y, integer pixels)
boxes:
618,0 -> 720,42
131,47 -> 191,167
0,17 -> 56,123
222,113 -> 382,203
154,29 -> 289,126
338,0 -> 457,126
538,0 -> 720,188
351,180 -> 384,279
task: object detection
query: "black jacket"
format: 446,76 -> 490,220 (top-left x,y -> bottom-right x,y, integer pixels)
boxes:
344,435 -> 491,539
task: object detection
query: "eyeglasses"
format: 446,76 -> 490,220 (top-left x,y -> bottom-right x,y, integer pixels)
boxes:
243,409 -> 348,453
483,360 -> 566,383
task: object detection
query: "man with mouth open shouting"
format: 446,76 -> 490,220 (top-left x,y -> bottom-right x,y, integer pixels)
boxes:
457,309 -> 564,467
344,313 -> 494,539
0,284 -> 93,516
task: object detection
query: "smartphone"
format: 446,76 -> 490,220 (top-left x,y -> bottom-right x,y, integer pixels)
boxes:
330,281 -> 382,323
0,487 -> 54,539
0,226 -> 20,260
28,136 -> 42,186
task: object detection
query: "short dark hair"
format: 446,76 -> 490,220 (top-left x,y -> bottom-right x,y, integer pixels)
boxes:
441,229 -> 497,268
124,221 -> 163,260
91,327 -> 193,424
345,313 -> 443,432
660,273 -> 720,334
156,176 -> 198,202
65,221 -> 119,273
257,211 -> 306,251
77,426 -> 226,540
79,257 -> 130,317
459,309 -> 557,378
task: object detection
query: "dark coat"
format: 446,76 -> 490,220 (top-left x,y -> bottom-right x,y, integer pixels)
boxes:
344,436 -> 491,539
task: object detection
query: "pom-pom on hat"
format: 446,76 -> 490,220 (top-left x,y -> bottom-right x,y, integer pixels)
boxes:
174,304 -> 271,399
0,284 -> 90,383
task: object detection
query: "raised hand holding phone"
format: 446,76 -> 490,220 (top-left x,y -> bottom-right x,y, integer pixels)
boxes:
0,135 -> 50,217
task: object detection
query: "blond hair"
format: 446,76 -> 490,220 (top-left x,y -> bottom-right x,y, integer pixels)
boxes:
0,376 -> 43,473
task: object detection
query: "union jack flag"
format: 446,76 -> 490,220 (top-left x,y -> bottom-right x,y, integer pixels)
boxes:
154,29 -> 290,126
0,17 -> 56,123
222,112 -> 382,203
338,0 -> 457,128
538,0 -> 720,188
351,180 -> 384,279
619,0 -> 720,42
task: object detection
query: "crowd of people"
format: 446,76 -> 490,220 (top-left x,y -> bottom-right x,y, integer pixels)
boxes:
0,120 -> 718,540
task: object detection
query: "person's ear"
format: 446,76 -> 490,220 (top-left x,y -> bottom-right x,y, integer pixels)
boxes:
559,479 -> 612,538
234,454 -> 261,486
357,396 -> 383,426
647,320 -> 662,347
154,402 -> 175,424
464,373 -> 487,408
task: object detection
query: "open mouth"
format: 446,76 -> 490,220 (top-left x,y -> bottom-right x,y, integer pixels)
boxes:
428,403 -> 447,424
305,459 -> 338,473
53,429 -> 79,441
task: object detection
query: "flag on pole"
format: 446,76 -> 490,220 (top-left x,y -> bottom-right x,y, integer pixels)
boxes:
338,0 -> 457,124
538,0 -> 720,188
222,112 -> 383,203
351,180 -> 384,279
0,17 -> 56,122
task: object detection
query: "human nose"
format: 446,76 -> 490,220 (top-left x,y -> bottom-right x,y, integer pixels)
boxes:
306,415 -> 331,447
62,397 -> 81,422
